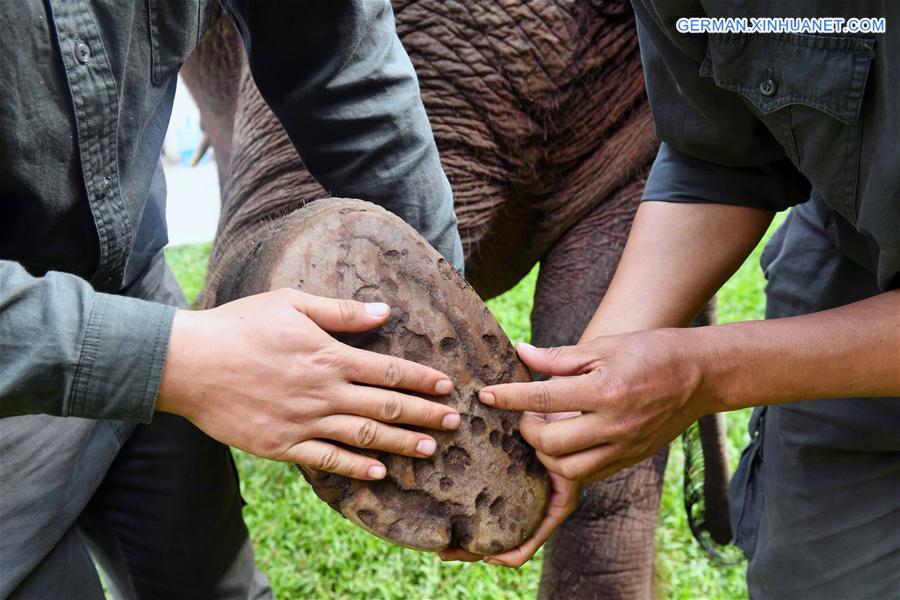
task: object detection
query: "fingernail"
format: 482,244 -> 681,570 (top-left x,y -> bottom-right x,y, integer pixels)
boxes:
434,379 -> 453,395
517,342 -> 536,352
365,302 -> 390,317
441,413 -> 460,430
480,391 -> 495,405
368,464 -> 386,479
416,438 -> 437,456
484,558 -> 504,566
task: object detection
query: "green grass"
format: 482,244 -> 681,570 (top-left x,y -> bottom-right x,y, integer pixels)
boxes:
164,241 -> 211,303
165,213 -> 785,599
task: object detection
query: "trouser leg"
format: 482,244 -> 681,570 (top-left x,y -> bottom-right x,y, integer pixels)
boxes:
77,411 -> 259,599
2,254 -> 272,599
729,201 -> 900,599
0,415 -> 126,599
10,527 -> 105,600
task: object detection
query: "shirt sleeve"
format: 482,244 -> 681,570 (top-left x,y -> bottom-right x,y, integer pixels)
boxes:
0,261 -> 175,423
220,0 -> 464,271
632,1 -> 810,211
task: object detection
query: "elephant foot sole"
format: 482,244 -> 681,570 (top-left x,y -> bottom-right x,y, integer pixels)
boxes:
224,199 -> 551,554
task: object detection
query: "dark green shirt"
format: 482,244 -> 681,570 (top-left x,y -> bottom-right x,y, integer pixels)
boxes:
0,1 -> 462,422
632,1 -> 898,290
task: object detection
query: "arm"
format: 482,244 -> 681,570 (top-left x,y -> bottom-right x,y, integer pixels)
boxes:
460,199 -> 899,568
480,201 -> 899,482
0,261 -> 460,478
581,199 -> 774,338
0,260 -> 174,422
706,289 -> 900,407
221,0 -> 463,269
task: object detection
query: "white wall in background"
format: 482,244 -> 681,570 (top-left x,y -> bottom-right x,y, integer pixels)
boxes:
163,77 -> 221,247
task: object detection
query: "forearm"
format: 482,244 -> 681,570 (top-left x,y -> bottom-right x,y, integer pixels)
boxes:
225,0 -> 463,269
581,200 -> 773,340
698,289 -> 900,411
0,260 -> 174,422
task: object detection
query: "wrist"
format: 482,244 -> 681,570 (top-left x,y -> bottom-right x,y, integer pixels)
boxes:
685,326 -> 738,415
156,308 -> 197,416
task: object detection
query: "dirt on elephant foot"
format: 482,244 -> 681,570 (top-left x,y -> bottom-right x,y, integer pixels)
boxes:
220,198 -> 550,554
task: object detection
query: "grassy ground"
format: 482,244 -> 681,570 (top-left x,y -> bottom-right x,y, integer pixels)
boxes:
165,214 -> 784,599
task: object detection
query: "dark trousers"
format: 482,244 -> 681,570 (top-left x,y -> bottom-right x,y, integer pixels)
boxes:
0,255 -> 272,599
729,199 -> 900,599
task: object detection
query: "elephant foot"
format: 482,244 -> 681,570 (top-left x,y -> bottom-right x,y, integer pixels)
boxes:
210,198 -> 550,554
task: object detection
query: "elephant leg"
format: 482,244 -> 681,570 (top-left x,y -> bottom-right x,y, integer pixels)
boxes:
530,181 -> 668,599
539,452 -> 669,599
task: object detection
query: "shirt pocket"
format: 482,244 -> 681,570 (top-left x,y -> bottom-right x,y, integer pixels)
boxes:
148,0 -> 213,84
699,33 -> 874,225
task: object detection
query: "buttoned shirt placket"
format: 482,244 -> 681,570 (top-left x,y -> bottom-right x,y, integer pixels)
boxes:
47,0 -> 130,291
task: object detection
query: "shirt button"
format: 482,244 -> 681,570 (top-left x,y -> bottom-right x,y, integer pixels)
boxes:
75,41 -> 91,64
97,177 -> 112,198
759,78 -> 778,97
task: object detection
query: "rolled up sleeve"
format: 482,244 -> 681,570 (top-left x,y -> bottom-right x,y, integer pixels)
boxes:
644,142 -> 811,211
0,261 -> 175,423
632,1 -> 810,211
221,0 -> 463,270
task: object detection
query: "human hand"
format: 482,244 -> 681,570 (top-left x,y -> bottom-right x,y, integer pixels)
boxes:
157,288 -> 460,479
479,330 -> 715,482
438,412 -> 582,567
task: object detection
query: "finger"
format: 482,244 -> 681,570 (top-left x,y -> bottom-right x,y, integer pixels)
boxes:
482,521 -> 549,568
541,410 -> 582,422
342,386 -> 460,430
288,289 -> 392,333
515,341 -> 595,376
479,373 -> 600,413
536,444 -> 619,482
484,474 -> 581,568
284,439 -> 386,480
522,410 -> 583,421
439,548 -> 482,562
519,412 -> 608,456
317,415 -> 439,458
585,457 -> 640,484
344,347 -> 454,396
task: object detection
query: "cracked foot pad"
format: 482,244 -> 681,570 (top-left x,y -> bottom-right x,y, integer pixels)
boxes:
228,198 -> 550,554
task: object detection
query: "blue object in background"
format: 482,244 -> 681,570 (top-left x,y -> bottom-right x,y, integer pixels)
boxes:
175,115 -> 208,166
